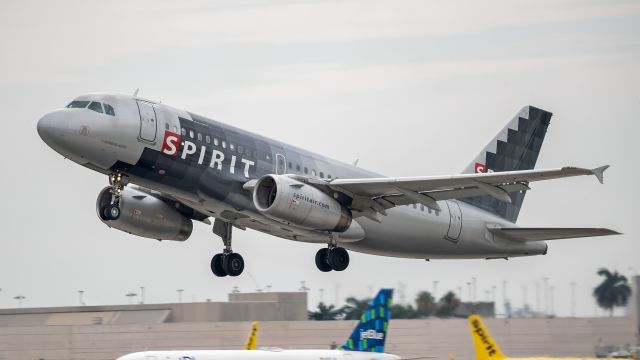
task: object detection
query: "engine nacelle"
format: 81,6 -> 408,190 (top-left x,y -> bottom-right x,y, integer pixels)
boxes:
96,187 -> 193,241
253,175 -> 351,232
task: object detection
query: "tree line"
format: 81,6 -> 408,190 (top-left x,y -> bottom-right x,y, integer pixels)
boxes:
309,267 -> 633,320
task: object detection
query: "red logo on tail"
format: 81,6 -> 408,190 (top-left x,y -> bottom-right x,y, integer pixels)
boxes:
475,162 -> 487,173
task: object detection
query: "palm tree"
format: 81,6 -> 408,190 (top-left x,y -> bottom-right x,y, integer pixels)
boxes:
415,291 -> 437,317
341,296 -> 372,320
435,291 -> 461,318
391,303 -> 419,319
593,268 -> 632,316
308,302 -> 342,320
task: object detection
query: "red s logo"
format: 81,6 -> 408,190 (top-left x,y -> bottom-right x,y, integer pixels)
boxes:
161,130 -> 181,156
475,162 -> 486,173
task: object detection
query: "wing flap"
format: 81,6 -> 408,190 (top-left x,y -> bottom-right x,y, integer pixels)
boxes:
489,227 -> 620,242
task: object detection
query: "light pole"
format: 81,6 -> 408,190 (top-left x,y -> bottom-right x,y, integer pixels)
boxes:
571,281 -> 576,317
140,286 -> 145,304
78,290 -> 85,306
266,285 -> 272,292
14,295 -> 25,308
433,281 -> 439,300
125,292 -> 137,304
177,289 -> 184,303
472,277 -> 477,302
298,281 -> 309,292
466,282 -> 472,302
319,288 -> 325,303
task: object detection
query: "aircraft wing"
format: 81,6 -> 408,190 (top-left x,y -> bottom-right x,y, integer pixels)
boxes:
323,165 -> 608,215
489,227 -> 621,242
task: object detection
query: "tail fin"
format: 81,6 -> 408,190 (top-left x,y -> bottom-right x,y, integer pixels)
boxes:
468,315 -> 507,360
341,289 -> 393,353
244,321 -> 259,350
461,106 -> 552,223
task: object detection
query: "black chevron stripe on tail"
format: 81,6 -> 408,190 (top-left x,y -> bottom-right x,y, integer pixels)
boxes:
460,106 -> 551,223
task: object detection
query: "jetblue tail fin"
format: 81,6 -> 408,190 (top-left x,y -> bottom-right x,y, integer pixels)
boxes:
461,106 -> 552,223
341,289 -> 393,353
468,315 -> 507,360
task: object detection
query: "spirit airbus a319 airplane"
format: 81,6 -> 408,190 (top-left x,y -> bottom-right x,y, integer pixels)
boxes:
37,92 -> 618,277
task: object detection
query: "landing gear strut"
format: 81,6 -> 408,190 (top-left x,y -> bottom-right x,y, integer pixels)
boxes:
210,219 -> 245,277
315,236 -> 350,272
100,172 -> 127,221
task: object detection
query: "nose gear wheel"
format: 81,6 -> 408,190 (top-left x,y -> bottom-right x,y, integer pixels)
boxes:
101,172 -> 128,221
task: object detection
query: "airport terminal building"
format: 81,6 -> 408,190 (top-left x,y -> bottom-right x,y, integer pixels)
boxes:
1,278 -> 639,360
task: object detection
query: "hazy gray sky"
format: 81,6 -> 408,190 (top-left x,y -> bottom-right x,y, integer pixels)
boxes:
0,0 -> 638,317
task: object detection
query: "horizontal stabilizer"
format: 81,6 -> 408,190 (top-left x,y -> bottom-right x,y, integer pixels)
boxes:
489,227 -> 620,242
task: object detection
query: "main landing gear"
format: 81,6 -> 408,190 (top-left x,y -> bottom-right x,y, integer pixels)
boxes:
100,172 -> 127,221
315,239 -> 350,272
210,219 -> 245,277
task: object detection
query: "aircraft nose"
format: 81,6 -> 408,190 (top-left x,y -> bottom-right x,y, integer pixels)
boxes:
37,110 -> 69,151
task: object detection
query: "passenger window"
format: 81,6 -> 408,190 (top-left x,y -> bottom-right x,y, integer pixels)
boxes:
238,145 -> 243,154
206,135 -> 211,144
320,172 -> 324,178
181,128 -> 186,136
420,205 -> 425,212
304,167 -> 309,174
67,100 -> 90,108
189,130 -> 194,139
197,133 -> 202,141
230,143 -> 235,151
214,138 -> 219,146
172,126 -> 178,133
104,103 -> 116,116
428,208 -> 432,214
164,123 -> 169,130
413,204 -> 417,209
88,101 -> 103,113
222,141 -> 226,149
288,162 -> 293,169
327,174 -> 332,179
296,164 -> 301,172
311,170 -> 316,176
266,154 -> 271,160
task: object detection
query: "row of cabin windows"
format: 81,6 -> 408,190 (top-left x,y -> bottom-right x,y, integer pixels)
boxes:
177,126 -> 259,158
408,203 -> 441,216
287,161 -> 332,179
67,100 -> 116,116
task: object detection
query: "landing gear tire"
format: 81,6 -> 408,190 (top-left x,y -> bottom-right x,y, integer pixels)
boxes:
223,253 -> 245,277
327,247 -> 349,271
315,248 -> 332,272
105,204 -> 121,220
211,254 -> 227,277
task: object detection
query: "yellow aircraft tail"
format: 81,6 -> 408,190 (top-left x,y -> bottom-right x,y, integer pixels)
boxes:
468,315 -> 507,360
245,321 -> 259,350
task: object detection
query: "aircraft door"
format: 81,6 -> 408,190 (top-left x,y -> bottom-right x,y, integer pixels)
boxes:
137,101 -> 158,142
445,200 -> 462,242
275,154 -> 286,175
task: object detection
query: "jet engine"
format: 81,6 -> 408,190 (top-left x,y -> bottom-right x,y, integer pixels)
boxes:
252,175 -> 351,232
96,186 -> 193,241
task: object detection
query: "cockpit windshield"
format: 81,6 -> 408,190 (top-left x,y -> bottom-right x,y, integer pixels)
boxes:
67,100 -> 90,108
66,100 -> 116,116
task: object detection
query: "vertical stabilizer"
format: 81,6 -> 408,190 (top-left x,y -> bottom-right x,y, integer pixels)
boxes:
461,106 -> 551,223
245,321 -> 259,350
468,315 -> 507,360
341,289 -> 393,353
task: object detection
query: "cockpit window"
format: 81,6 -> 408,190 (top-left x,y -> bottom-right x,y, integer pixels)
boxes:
104,103 -> 116,116
67,100 -> 90,108
88,101 -> 103,113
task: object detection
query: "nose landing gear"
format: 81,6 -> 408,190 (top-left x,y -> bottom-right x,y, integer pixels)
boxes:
210,219 -> 245,277
100,172 -> 128,221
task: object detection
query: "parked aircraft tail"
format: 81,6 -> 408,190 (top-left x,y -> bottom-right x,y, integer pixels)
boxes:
341,288 -> 393,353
244,321 -> 259,350
461,106 -> 552,223
468,315 -> 507,360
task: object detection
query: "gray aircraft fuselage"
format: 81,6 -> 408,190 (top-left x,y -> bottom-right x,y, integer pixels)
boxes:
37,92 -> 547,261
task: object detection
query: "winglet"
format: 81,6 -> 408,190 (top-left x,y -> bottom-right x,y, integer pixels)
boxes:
468,315 -> 506,360
245,321 -> 259,350
592,165 -> 609,184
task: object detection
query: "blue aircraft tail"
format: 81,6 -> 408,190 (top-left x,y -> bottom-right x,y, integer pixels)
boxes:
340,288 -> 393,353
